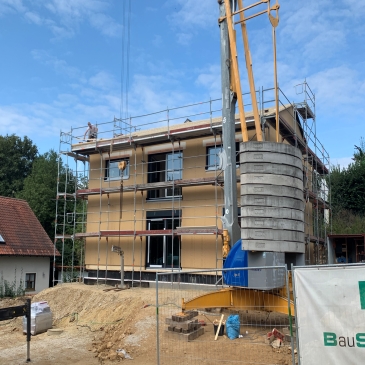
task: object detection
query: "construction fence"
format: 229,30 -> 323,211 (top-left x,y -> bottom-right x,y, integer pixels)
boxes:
155,266 -> 296,365
155,264 -> 365,365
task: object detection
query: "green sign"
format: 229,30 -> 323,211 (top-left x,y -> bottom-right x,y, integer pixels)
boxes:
359,281 -> 365,310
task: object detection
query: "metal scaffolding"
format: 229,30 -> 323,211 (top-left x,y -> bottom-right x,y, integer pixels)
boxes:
53,83 -> 331,285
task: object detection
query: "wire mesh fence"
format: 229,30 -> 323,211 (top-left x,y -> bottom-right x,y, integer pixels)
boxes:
156,267 -> 296,365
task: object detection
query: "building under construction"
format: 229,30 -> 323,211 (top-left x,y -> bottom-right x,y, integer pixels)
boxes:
54,83 -> 331,285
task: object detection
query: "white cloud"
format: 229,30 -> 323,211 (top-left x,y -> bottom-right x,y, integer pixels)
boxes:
279,0 -> 365,64
89,12 -> 121,37
0,106 -> 38,136
31,49 -> 82,79
44,0 -> 104,23
168,0 -> 217,45
24,11 -> 42,25
0,85 -> 122,149
0,0 -> 26,16
88,71 -> 117,90
303,29 -> 346,61
307,66 -> 365,116
343,0 -> 365,17
195,64 -> 221,98
176,32 -> 192,46
53,93 -> 79,107
129,74 -> 181,113
331,157 -> 353,170
1,0 -> 121,38
152,35 -> 162,47
169,0 -> 217,30
44,0 -> 122,37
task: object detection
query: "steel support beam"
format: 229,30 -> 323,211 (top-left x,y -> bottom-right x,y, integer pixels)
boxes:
219,0 -> 241,251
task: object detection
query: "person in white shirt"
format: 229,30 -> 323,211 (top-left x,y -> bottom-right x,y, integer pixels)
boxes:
84,122 -> 98,141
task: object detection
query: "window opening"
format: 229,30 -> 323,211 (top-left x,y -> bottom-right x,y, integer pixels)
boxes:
105,158 -> 130,180
147,152 -> 182,199
206,142 -> 240,170
0,234 -> 5,243
146,216 -> 181,268
25,273 -> 36,290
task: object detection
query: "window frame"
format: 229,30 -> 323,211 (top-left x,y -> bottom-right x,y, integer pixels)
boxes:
147,151 -> 183,200
25,273 -> 36,291
146,214 -> 181,269
206,142 -> 240,171
104,158 -> 130,181
206,145 -> 223,171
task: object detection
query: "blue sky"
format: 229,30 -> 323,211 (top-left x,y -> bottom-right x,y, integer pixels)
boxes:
0,0 -> 364,168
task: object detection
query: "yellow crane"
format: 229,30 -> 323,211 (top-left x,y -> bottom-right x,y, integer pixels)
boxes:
182,0 -> 296,317
222,0 -> 280,142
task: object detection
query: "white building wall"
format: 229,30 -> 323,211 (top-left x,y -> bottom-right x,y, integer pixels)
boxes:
0,256 -> 50,294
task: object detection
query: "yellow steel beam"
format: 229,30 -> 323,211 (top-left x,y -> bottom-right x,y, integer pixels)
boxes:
224,0 -> 249,142
230,0 -> 281,143
182,287 -> 295,316
233,0 -> 268,15
235,9 -> 268,23
268,1 -> 280,142
237,0 -> 263,142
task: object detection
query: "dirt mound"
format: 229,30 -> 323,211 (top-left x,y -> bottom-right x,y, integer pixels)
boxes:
32,283 -> 157,363
0,283 -> 158,365
1,284 -> 295,365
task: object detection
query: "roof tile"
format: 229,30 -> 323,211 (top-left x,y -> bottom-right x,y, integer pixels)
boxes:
0,196 -> 59,257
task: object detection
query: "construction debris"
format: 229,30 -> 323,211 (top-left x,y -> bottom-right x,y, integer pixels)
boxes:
271,338 -> 282,349
116,348 -> 133,360
47,329 -> 63,336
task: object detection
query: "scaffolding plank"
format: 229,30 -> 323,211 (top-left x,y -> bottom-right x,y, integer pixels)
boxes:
74,228 -> 223,239
308,235 -> 325,244
306,189 -> 329,209
296,103 -> 315,120
55,235 -> 73,240
70,117 -> 257,156
62,151 -> 90,162
57,193 -> 75,199
75,232 -> 100,238
76,177 -> 226,196
306,146 -> 328,175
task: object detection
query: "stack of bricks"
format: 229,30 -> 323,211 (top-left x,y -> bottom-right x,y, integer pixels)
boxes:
165,310 -> 204,341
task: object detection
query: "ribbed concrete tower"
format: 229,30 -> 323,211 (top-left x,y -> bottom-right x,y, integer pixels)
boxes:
240,141 -> 305,266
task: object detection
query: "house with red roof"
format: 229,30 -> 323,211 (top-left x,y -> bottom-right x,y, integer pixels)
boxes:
0,196 -> 59,294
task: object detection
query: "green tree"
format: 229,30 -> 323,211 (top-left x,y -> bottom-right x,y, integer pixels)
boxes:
353,137 -> 365,163
0,134 -> 38,197
329,139 -> 365,233
330,158 -> 365,216
17,150 -> 59,238
17,150 -> 85,267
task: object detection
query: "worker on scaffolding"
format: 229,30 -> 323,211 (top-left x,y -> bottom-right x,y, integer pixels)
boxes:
84,122 -> 98,141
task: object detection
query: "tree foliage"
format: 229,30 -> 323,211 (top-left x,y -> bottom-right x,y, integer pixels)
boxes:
331,209 -> 365,234
352,137 -> 365,163
0,134 -> 38,197
329,139 -> 365,233
330,150 -> 365,216
0,134 -> 86,269
17,150 -> 59,239
16,150 -> 85,266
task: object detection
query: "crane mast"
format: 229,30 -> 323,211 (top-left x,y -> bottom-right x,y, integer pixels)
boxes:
218,0 -> 241,253
218,0 -> 280,255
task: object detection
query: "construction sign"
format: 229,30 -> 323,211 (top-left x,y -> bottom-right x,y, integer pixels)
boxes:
293,264 -> 365,364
